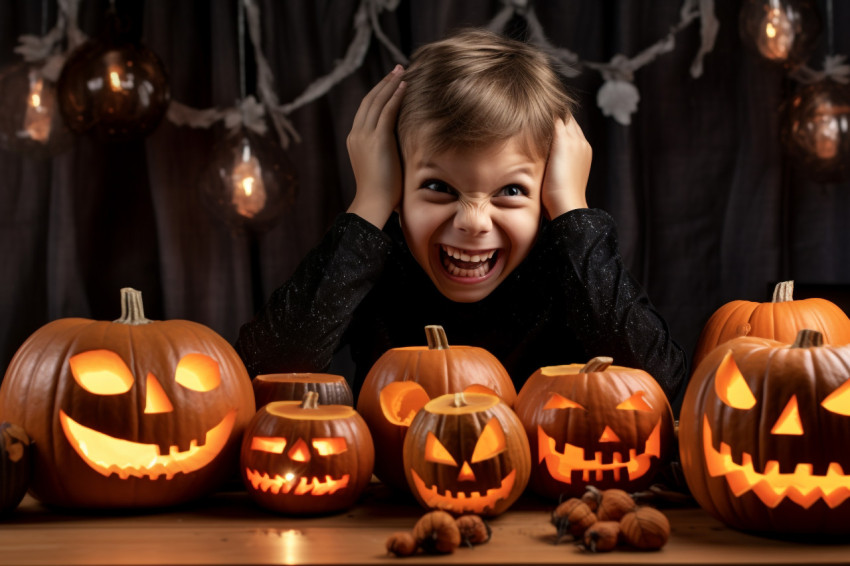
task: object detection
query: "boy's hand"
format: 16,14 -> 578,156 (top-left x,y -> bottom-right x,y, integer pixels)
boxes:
542,116 -> 592,219
346,65 -> 406,228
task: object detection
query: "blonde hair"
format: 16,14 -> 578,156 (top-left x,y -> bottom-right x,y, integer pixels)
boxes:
397,28 -> 575,160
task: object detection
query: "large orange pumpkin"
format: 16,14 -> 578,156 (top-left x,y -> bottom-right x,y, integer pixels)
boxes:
403,392 -> 530,517
514,357 -> 674,500
680,329 -> 850,535
0,288 -> 255,509
357,325 -> 516,490
241,391 -> 374,515
692,280 -> 850,371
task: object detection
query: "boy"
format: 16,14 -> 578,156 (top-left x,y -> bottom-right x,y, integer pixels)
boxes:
235,29 -> 686,401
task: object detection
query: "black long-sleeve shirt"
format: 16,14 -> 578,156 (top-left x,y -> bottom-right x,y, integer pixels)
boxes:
235,209 -> 687,401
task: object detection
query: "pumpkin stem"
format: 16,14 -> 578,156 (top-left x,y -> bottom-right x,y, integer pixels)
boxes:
451,392 -> 468,408
772,280 -> 794,303
425,325 -> 450,350
580,356 -> 613,373
791,329 -> 824,349
301,390 -> 320,409
114,287 -> 152,325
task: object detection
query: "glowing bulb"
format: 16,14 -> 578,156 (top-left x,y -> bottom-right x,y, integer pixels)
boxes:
20,70 -> 52,143
757,3 -> 795,60
229,141 -> 268,218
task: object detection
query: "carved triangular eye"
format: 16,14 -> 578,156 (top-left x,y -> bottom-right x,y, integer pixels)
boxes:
425,432 -> 457,466
543,393 -> 585,411
822,378 -> 850,416
714,350 -> 757,409
471,418 -> 506,463
69,350 -> 134,395
312,438 -> 348,456
616,392 -> 653,412
251,436 -> 287,454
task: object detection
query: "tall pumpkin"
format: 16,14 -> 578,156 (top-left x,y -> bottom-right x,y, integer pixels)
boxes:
692,280 -> 850,371
356,325 -> 516,490
514,357 -> 674,500
680,329 -> 850,535
0,288 -> 255,509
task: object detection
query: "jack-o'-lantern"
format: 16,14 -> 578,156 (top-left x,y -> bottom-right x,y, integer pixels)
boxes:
0,422 -> 32,514
357,325 -> 517,491
253,373 -> 353,410
403,392 -> 530,517
680,329 -> 850,535
0,288 -> 255,509
692,280 -> 850,371
514,357 -> 674,500
241,391 -> 374,515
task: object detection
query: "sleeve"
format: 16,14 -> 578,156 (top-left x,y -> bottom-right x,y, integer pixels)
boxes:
234,213 -> 393,378
540,208 -> 688,401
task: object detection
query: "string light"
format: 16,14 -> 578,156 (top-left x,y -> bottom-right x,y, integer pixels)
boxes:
739,0 -> 821,68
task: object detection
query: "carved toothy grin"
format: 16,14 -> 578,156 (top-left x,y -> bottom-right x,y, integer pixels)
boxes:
410,468 -> 516,514
440,244 -> 498,278
59,409 -> 236,480
538,421 -> 662,483
244,469 -> 350,495
702,416 -> 850,509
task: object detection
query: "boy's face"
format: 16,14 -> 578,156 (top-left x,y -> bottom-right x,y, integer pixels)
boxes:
400,135 -> 545,303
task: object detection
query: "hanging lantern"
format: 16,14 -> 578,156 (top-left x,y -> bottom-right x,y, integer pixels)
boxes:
200,126 -> 297,230
781,79 -> 850,183
738,0 -> 820,67
56,9 -> 170,141
0,62 -> 73,157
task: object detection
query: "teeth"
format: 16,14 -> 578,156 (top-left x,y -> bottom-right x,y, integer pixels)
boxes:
441,244 -> 495,261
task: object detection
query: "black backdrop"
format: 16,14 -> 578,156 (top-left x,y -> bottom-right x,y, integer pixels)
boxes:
2,0 -> 849,409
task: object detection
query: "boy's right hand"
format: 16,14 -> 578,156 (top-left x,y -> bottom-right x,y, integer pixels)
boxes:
346,65 -> 406,228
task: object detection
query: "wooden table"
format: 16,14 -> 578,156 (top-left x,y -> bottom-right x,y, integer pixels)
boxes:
2,483 -> 848,565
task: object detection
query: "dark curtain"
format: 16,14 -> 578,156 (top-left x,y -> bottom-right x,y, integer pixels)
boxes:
2,0 -> 849,410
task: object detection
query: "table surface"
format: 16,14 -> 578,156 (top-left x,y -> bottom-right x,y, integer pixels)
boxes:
2,483 -> 848,566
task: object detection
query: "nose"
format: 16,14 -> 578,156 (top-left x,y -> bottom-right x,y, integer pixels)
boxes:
453,200 -> 492,235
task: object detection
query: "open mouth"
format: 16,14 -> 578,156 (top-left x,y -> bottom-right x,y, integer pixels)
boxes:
440,244 -> 499,279
244,469 -> 350,495
537,422 -> 661,483
410,468 -> 516,514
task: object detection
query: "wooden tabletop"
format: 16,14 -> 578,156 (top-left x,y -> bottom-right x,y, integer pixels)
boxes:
2,483 -> 848,565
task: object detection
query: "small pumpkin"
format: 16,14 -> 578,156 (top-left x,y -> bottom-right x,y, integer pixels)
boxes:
0,422 -> 32,515
357,325 -> 517,490
514,357 -> 674,500
692,280 -> 850,370
252,373 -> 353,410
680,329 -> 850,535
0,287 -> 255,509
241,391 -> 374,515
403,392 -> 530,517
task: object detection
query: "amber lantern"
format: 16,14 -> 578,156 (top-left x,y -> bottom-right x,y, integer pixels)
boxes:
0,62 -> 72,157
781,79 -> 850,183
739,0 -> 820,67
200,126 -> 297,230
56,10 -> 170,141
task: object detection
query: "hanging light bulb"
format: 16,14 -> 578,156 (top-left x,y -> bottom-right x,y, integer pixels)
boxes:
781,79 -> 850,183
200,127 -> 297,231
0,62 -> 73,157
739,0 -> 820,67
56,9 -> 169,141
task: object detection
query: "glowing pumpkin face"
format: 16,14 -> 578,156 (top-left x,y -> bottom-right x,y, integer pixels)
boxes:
403,392 -> 530,517
514,357 -> 674,500
680,330 -> 850,535
357,325 -> 517,491
241,392 -> 374,515
0,288 -> 255,509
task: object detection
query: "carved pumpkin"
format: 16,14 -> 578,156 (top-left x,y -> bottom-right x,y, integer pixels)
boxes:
514,357 -> 674,500
241,391 -> 374,515
357,325 -> 517,491
679,329 -> 850,534
403,392 -> 530,517
692,280 -> 850,371
253,373 -> 353,410
0,422 -> 32,515
0,288 -> 255,509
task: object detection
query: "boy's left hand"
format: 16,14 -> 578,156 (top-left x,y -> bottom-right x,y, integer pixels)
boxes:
542,116 -> 592,219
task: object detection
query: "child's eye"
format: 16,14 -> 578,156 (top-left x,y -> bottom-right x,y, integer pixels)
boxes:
422,180 -> 455,195
498,184 -> 527,197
